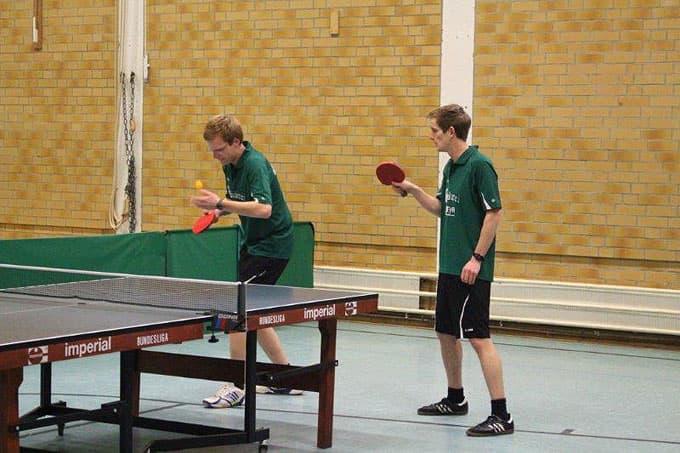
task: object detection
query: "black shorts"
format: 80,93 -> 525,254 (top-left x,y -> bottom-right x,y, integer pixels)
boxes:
239,246 -> 289,285
435,273 -> 491,339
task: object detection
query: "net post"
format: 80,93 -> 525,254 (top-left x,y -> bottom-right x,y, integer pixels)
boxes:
238,281 -> 246,328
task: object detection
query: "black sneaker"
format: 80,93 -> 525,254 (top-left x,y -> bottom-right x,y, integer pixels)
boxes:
417,398 -> 468,416
466,414 -> 514,436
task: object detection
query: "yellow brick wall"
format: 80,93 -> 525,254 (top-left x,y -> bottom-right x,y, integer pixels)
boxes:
0,1 -> 678,290
141,0 -> 443,261
0,0 -> 117,236
474,0 -> 679,289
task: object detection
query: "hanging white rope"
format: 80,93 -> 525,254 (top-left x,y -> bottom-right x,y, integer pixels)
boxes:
109,0 -> 144,233
109,72 -> 136,232
109,0 -> 128,231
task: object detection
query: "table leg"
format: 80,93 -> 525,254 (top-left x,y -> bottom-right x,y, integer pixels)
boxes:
39,363 -> 51,408
317,318 -> 337,449
119,351 -> 137,453
128,350 -> 141,416
244,330 -> 257,440
0,368 -> 23,453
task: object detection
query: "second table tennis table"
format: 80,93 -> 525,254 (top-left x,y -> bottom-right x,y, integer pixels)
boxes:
0,270 -> 379,452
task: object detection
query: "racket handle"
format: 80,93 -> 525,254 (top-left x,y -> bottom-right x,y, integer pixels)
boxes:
400,189 -> 407,197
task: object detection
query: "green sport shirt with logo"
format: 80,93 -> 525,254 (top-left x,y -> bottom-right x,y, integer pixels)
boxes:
436,145 -> 502,282
223,141 -> 294,259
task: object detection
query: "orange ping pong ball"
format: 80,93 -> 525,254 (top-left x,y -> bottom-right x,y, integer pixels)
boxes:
194,180 -> 204,190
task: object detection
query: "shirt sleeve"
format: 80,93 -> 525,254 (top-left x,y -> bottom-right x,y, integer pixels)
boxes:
474,161 -> 502,211
246,160 -> 273,205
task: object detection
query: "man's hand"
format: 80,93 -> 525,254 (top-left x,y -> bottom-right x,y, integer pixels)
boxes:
190,189 -> 220,211
461,258 -> 481,285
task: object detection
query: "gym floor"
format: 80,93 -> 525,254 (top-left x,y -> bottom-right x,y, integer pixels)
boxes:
17,320 -> 680,452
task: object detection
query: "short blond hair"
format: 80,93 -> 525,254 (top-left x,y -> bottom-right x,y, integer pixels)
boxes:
203,114 -> 243,144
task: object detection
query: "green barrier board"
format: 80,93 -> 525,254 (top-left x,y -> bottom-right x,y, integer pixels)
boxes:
278,222 -> 314,288
0,232 -> 166,288
165,226 -> 240,282
0,222 -> 314,290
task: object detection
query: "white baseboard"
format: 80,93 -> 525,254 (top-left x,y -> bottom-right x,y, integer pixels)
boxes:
314,266 -> 680,336
314,266 -> 423,309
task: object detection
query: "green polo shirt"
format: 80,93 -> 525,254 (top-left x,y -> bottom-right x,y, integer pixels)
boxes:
436,145 -> 502,281
223,141 -> 294,259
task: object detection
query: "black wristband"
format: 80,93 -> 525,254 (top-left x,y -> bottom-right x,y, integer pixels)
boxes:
472,252 -> 485,263
215,199 -> 224,210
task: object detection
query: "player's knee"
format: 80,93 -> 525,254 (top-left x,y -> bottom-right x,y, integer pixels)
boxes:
468,337 -> 492,353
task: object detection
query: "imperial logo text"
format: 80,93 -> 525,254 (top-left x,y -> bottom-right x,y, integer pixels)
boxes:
304,304 -> 336,320
64,337 -> 112,358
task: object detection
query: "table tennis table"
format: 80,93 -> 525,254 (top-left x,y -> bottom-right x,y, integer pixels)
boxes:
0,269 -> 378,452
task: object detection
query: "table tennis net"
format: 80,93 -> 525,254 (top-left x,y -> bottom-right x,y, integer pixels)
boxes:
0,264 -> 241,315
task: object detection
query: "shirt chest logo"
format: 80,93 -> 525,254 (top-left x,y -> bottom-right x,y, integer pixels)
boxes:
444,190 -> 459,217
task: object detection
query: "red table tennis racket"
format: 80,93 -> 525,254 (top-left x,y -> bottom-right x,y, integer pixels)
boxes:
376,161 -> 407,197
192,211 -> 217,234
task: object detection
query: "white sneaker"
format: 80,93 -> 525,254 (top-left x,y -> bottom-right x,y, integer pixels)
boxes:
202,383 -> 245,408
255,385 -> 303,395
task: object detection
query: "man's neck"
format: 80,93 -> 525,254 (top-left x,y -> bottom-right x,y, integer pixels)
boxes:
448,140 -> 468,162
231,142 -> 246,165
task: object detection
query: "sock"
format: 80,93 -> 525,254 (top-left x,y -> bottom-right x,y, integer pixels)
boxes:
491,398 -> 509,420
447,387 -> 465,404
